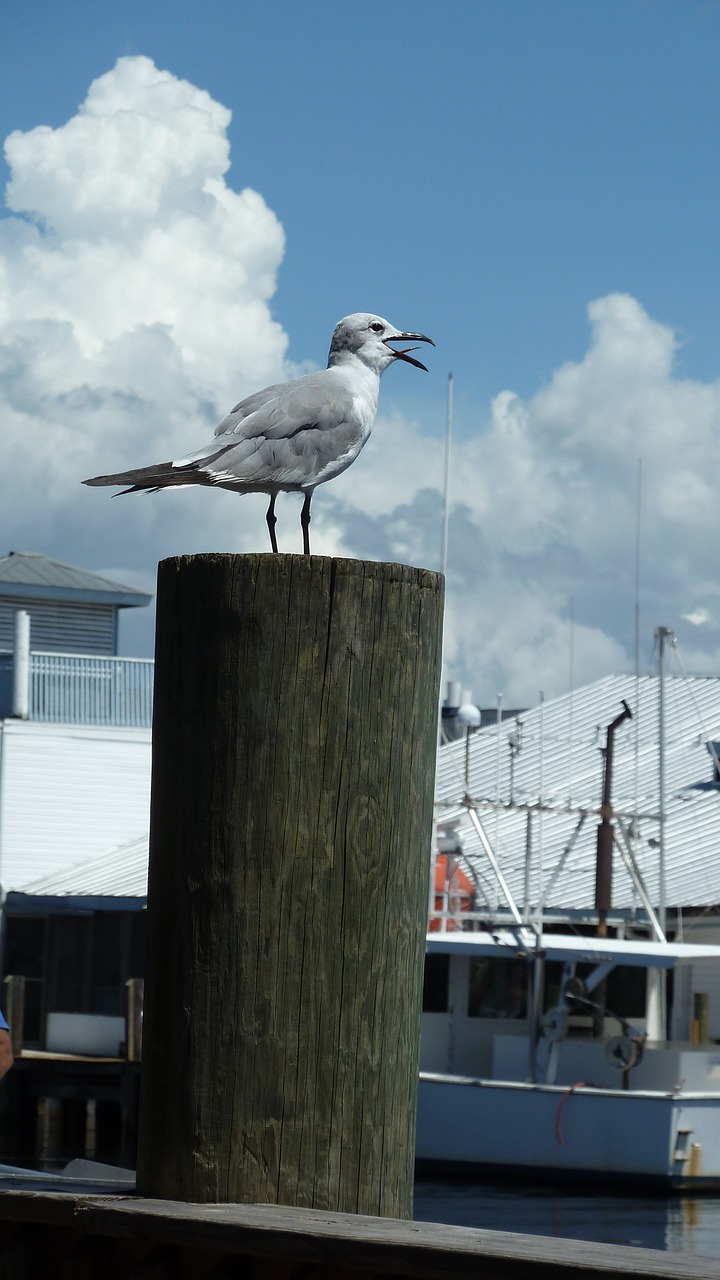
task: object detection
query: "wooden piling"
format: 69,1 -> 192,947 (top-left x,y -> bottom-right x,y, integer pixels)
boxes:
136,554 -> 444,1215
125,978 -> 144,1063
3,976 -> 25,1057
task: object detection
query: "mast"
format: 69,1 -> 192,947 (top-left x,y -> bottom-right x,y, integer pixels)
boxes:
440,373 -> 453,578
648,624 -> 673,1040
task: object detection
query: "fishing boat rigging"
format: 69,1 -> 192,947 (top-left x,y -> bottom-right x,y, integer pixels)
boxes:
419,630 -> 720,1188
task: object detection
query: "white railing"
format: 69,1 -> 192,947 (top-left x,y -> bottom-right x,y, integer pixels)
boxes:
0,652 -> 155,727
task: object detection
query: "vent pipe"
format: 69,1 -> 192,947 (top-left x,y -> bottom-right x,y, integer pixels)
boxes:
595,699 -> 632,936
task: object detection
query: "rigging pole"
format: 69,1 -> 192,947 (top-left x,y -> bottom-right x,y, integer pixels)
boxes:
655,626 -> 673,939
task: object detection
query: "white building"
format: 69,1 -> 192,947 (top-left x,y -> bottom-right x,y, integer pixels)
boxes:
0,551 -> 152,893
0,551 -> 152,1046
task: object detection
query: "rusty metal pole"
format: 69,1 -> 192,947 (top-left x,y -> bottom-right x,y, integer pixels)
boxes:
595,700 -> 632,937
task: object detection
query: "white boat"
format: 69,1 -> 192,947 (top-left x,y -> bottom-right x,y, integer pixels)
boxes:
417,927 -> 720,1189
419,626 -> 720,1189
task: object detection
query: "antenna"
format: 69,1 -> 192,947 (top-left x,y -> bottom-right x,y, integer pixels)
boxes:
634,459 -> 642,678
632,459 -> 642,891
440,373 -> 453,577
536,690 -> 546,930
655,625 -> 673,940
568,599 -> 574,807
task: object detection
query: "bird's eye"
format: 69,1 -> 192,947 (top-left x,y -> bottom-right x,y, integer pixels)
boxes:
369,322 -> 385,333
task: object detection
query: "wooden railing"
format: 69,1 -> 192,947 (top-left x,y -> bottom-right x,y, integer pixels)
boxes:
0,1192 -> 715,1279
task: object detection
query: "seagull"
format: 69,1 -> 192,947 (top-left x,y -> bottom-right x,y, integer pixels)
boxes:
83,312 -> 434,554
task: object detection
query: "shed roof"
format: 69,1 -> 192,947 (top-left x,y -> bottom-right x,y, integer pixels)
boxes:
6,834 -> 149,909
0,552 -> 152,608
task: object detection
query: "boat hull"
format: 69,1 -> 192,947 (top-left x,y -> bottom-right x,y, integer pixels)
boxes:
417,1073 -> 720,1190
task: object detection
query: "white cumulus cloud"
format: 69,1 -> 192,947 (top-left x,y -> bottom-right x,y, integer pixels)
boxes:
317,294 -> 720,705
1,55 -> 287,516
2,58 -> 719,706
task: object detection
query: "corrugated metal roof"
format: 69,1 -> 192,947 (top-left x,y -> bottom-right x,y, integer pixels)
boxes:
15,834 -> 148,899
8,672 -> 720,916
436,673 -> 720,915
0,552 -> 151,608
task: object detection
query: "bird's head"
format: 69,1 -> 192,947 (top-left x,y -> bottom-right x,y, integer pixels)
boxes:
328,313 -> 435,374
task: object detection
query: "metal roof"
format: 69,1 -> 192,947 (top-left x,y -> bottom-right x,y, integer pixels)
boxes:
10,672 -> 720,919
9,834 -> 149,902
0,552 -> 152,608
436,673 -> 720,917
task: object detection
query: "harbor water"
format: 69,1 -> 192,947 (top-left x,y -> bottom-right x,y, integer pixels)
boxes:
413,1177 -> 720,1257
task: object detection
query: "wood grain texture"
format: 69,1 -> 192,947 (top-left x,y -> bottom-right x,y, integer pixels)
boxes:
136,555 -> 444,1214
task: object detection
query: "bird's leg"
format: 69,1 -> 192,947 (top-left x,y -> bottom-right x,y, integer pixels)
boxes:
266,494 -> 279,553
300,492 -> 312,555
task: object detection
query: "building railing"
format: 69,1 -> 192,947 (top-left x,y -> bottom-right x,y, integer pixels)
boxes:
0,651 -> 154,728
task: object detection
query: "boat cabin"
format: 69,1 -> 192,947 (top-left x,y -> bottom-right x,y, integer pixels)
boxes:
421,931 -> 720,1094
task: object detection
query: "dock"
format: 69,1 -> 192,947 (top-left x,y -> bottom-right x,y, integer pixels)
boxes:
1,553 -> 714,1277
0,1191 -> 718,1279
3,1050 -> 140,1169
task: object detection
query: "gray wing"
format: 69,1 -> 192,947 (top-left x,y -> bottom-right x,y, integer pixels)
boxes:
174,368 -> 364,489
84,367 -> 367,495
212,368 -> 357,441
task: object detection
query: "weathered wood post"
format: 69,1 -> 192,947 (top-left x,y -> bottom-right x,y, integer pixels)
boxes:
125,978 -> 144,1063
136,554 -> 443,1216
3,975 -> 25,1057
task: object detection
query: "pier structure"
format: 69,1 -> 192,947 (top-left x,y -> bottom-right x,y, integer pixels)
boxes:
0,555 -> 715,1276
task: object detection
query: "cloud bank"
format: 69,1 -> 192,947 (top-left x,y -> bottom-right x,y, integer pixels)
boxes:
2,57 -> 719,705
322,293 -> 720,704
1,57 -> 288,580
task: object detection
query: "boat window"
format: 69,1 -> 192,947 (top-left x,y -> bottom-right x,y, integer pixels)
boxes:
467,957 -> 528,1019
544,960 -> 647,1020
606,964 -> 647,1018
422,953 -> 450,1013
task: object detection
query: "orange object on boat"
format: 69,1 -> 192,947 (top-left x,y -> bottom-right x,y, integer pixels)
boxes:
429,854 -> 474,930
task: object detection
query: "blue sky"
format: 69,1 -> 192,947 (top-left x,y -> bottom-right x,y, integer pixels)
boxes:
1,1 -> 720,703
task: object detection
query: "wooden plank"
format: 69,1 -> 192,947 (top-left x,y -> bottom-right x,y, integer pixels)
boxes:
0,1193 -> 717,1279
137,554 -> 444,1215
18,1050 -> 122,1063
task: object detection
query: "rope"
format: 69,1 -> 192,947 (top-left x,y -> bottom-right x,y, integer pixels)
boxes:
555,1081 -> 592,1147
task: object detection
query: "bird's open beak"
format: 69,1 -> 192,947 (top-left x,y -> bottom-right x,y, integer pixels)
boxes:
384,332 -> 435,372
